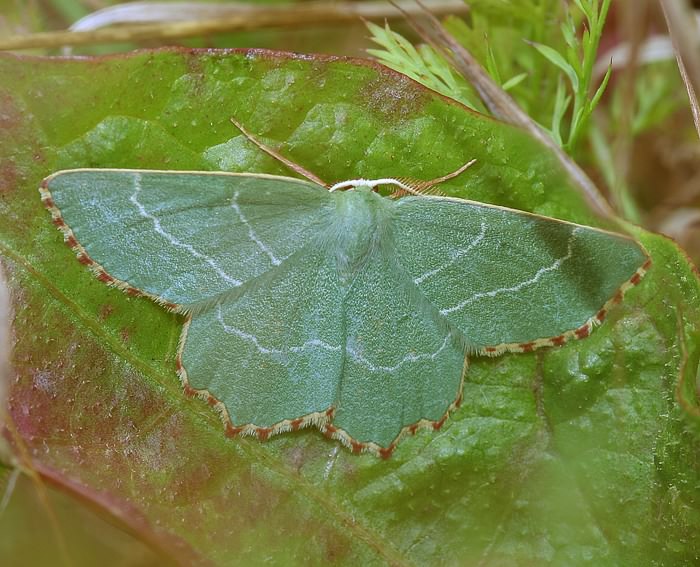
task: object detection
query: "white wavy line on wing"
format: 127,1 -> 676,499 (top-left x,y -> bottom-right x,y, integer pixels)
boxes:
218,305 -> 450,374
231,190 -> 281,266
414,221 -> 487,285
217,304 -> 340,355
129,172 -> 242,286
347,333 -> 451,373
440,227 -> 580,315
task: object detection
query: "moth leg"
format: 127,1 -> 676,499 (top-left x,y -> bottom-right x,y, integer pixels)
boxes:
230,117 -> 330,188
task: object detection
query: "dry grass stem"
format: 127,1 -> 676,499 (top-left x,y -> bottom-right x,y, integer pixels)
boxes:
0,0 -> 468,51
660,0 -> 700,139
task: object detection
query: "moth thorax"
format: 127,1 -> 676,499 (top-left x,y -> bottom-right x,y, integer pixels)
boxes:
330,190 -> 390,277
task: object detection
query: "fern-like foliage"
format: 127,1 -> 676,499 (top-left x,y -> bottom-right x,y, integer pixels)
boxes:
366,21 -> 482,111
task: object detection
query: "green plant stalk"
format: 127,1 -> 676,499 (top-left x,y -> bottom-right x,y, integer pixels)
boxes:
589,120 -> 643,224
567,0 -> 612,150
530,0 -> 564,119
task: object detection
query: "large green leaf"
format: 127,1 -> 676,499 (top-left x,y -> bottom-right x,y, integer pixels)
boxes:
1,49 -> 698,565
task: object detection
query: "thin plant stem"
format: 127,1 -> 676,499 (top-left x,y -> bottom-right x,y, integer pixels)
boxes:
0,0 -> 468,51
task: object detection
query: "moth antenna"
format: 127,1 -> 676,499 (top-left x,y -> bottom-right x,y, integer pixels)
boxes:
230,117 -> 329,188
389,179 -> 447,199
422,159 -> 477,188
387,160 -> 477,199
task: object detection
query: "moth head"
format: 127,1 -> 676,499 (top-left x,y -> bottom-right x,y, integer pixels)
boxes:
328,178 -> 416,194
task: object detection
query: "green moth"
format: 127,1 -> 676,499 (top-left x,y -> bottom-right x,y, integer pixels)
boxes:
40,136 -> 650,458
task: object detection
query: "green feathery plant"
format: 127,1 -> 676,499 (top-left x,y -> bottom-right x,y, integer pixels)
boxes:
367,0 -> 684,223
368,0 -> 636,154
529,0 -> 612,150
366,20 -> 483,111
368,0 -> 612,154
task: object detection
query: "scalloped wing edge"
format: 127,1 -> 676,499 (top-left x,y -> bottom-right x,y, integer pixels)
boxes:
175,316 -> 469,459
40,183 -> 186,314
41,177 -> 468,458
476,252 -> 652,357
40,177 -> 652,458
174,250 -> 651,458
